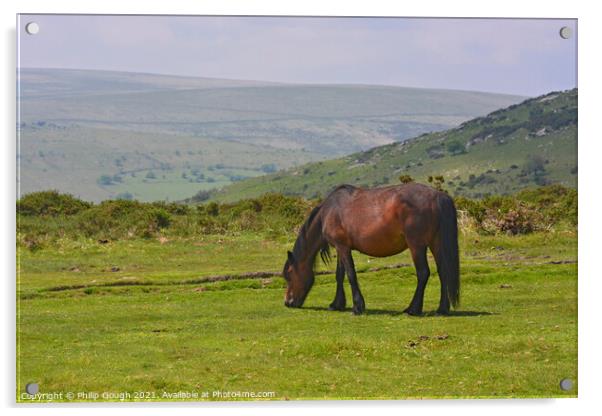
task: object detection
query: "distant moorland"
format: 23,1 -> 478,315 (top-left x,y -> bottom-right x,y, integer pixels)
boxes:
208,89 -> 577,203
18,68 -> 525,202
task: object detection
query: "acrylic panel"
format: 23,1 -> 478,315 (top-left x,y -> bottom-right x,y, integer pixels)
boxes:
16,14 -> 577,402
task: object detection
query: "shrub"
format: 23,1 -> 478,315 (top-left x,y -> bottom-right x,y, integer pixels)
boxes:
516,184 -> 577,225
17,184 -> 576,245
447,140 -> 466,156
455,185 -> 576,234
455,197 -> 487,224
75,200 -> 172,239
427,175 -> 446,192
481,203 -> 543,235
151,208 -> 171,229
468,173 -> 497,188
151,201 -> 191,216
523,155 -> 546,175
17,191 -> 91,216
268,193 -> 311,219
205,202 -> 220,216
426,144 -> 445,159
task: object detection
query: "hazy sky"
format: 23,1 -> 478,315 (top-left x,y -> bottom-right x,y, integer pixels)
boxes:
18,15 -> 577,96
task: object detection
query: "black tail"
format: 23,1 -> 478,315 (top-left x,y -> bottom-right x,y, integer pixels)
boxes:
436,193 -> 460,308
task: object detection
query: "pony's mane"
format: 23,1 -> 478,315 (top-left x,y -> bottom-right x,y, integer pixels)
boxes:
292,205 -> 331,266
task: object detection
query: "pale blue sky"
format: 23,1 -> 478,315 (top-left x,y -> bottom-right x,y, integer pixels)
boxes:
18,15 -> 577,96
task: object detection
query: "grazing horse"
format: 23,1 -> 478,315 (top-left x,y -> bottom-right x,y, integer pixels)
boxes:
282,183 -> 459,315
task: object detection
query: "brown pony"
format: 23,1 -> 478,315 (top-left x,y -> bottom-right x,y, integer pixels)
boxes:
282,183 -> 459,315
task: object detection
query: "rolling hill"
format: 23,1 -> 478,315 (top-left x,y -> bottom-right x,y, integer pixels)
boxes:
17,68 -> 525,202
208,89 -> 577,203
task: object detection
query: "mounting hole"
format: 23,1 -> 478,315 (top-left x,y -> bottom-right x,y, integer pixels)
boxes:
559,26 -> 572,40
25,22 -> 39,35
25,383 -> 39,394
559,378 -> 573,391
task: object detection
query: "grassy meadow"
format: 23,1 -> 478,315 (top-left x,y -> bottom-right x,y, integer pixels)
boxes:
16,188 -> 577,401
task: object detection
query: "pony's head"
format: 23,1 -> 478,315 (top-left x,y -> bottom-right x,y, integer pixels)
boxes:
282,250 -> 315,308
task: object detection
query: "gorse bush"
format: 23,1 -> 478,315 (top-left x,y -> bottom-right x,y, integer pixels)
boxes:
16,185 -> 576,250
516,184 -> 577,225
17,190 -> 91,216
455,184 -> 577,234
75,200 -> 173,240
17,191 -> 313,248
477,202 -> 544,235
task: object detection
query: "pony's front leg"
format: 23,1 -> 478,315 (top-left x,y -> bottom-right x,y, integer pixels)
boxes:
338,249 -> 365,315
328,259 -> 346,311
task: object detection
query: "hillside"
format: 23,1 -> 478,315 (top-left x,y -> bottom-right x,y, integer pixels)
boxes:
18,68 -> 281,98
17,68 -> 524,202
209,89 -> 577,202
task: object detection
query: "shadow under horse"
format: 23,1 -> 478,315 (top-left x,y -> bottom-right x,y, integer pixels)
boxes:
282,183 -> 460,316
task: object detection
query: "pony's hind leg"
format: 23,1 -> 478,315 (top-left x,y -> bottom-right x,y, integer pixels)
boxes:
429,240 -> 450,315
328,259 -> 346,311
404,244 -> 430,316
338,248 -> 365,315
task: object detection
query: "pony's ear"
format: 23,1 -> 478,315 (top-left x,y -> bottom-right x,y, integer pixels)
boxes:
287,251 -> 295,264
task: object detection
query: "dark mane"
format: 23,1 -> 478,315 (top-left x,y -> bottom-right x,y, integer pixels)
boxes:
332,184 -> 357,194
292,204 -> 331,266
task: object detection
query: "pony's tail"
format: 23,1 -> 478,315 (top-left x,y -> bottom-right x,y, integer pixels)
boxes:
436,193 -> 460,308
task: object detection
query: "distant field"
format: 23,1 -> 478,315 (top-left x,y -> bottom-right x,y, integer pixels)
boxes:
17,229 -> 577,401
17,68 -> 525,202
18,126 -> 320,202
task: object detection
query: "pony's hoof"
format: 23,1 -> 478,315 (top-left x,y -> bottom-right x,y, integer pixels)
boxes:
403,307 -> 423,316
352,302 -> 365,315
436,308 -> 450,316
328,302 -> 345,311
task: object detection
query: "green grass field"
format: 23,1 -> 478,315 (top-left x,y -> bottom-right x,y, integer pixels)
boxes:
17,228 -> 577,401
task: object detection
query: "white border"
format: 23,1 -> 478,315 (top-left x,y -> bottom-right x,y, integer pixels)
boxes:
3,1 -> 600,415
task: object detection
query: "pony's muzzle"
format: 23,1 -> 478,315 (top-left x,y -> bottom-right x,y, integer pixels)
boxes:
284,297 -> 301,308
